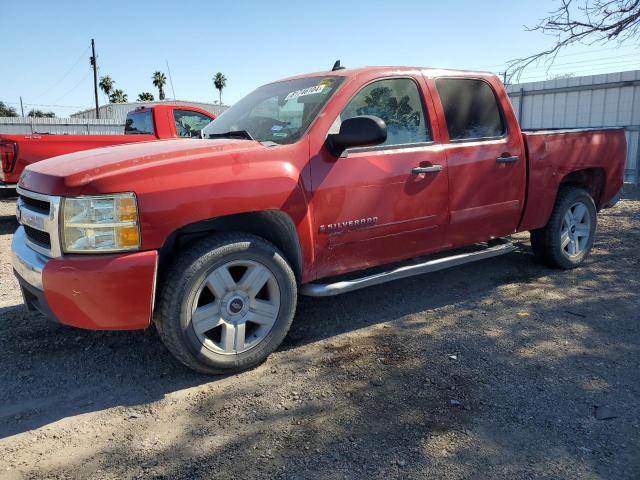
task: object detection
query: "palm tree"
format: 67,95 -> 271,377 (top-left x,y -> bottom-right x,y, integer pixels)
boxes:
0,101 -> 18,117
213,72 -> 227,105
152,71 -> 167,100
99,76 -> 115,100
137,92 -> 155,101
109,89 -> 128,103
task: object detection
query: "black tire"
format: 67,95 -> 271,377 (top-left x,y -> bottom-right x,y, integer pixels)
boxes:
529,187 -> 597,269
155,233 -> 297,374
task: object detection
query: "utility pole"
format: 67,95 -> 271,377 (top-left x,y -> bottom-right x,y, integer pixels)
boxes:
19,97 -> 24,117
90,39 -> 100,118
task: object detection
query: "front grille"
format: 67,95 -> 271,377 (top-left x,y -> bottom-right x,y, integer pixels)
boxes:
19,195 -> 50,215
24,225 -> 51,248
17,187 -> 62,258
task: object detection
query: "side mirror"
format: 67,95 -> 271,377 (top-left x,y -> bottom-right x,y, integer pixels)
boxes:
326,115 -> 387,156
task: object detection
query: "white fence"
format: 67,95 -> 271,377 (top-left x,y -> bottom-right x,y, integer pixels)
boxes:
0,117 -> 124,135
507,70 -> 640,184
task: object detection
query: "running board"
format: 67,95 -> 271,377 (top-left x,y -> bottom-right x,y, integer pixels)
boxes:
299,240 -> 515,297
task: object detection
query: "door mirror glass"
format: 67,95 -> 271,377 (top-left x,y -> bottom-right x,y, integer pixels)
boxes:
326,115 -> 387,156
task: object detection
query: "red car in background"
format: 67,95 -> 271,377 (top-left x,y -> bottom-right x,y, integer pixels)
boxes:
0,104 -> 216,187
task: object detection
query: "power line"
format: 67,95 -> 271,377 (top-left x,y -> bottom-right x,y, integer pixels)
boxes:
469,46 -> 640,71
30,45 -> 91,100
51,71 -> 92,104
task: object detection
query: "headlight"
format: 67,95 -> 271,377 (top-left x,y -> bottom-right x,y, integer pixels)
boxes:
62,193 -> 140,253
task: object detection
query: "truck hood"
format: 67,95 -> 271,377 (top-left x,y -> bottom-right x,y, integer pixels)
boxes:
19,138 -> 266,195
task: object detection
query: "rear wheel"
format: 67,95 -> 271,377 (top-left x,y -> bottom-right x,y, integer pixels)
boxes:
156,233 -> 297,374
530,187 -> 597,269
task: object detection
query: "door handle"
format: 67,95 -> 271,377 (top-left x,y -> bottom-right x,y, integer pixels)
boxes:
411,165 -> 443,174
496,155 -> 519,164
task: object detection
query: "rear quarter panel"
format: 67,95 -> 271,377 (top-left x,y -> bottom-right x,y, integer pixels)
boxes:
519,128 -> 627,231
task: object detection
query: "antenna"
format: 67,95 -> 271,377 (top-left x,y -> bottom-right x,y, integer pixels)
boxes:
332,60 -> 345,71
166,60 -> 176,99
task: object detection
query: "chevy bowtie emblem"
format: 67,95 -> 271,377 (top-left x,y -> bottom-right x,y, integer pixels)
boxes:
320,216 -> 378,233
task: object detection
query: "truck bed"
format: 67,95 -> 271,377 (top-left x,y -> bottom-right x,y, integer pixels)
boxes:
519,127 -> 627,231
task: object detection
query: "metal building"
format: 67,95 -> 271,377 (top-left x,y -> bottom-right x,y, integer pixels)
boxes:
71,99 -> 228,122
507,69 -> 640,184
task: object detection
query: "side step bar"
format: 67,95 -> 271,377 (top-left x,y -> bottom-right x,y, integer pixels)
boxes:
300,239 -> 515,297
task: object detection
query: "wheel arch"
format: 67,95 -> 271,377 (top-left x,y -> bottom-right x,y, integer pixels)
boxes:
558,167 -> 606,209
157,210 -> 304,283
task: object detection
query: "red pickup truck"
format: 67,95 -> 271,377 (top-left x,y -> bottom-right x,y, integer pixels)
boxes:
12,66 -> 626,374
0,104 -> 215,187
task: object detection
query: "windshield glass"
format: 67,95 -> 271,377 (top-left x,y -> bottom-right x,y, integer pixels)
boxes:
202,76 -> 344,144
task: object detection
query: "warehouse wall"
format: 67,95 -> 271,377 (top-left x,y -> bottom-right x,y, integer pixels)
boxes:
507,70 -> 640,184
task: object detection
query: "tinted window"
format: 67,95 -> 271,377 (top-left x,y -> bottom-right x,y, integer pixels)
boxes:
173,110 -> 212,137
337,78 -> 430,146
435,78 -> 505,141
125,110 -> 155,135
202,76 -> 344,145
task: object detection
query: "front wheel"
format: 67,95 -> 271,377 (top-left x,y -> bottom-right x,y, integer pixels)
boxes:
156,233 -> 297,374
530,187 -> 597,269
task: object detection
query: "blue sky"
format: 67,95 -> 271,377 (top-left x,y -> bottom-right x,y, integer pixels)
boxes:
2,0 -> 639,116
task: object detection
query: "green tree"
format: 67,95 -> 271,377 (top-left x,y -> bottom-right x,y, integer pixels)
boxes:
213,72 -> 227,105
99,76 -> 115,99
137,92 -> 155,101
27,109 -> 56,118
0,101 -> 18,117
152,71 -> 167,100
109,89 -> 128,103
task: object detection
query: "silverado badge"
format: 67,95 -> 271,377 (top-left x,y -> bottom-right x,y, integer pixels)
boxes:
320,217 -> 378,233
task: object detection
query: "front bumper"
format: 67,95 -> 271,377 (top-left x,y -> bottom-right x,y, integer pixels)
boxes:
12,226 -> 158,330
0,180 -> 17,189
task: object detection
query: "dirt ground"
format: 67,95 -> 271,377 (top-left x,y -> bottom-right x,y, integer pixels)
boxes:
0,187 -> 638,480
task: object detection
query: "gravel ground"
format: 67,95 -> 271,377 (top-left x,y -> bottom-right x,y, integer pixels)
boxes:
0,187 -> 638,479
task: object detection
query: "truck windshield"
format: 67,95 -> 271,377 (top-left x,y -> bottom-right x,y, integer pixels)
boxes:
202,76 -> 344,145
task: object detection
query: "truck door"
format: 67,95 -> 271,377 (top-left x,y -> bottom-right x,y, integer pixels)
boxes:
310,77 -> 450,279
430,77 -> 526,247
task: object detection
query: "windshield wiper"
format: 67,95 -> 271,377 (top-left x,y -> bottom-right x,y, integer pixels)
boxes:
207,130 -> 254,141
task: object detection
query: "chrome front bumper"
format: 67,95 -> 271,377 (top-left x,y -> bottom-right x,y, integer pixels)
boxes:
12,226 -> 48,290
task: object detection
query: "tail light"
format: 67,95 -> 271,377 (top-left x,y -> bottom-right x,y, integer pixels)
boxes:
0,141 -> 18,173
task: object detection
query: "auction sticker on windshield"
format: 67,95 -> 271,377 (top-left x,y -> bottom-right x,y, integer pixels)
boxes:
285,85 -> 325,101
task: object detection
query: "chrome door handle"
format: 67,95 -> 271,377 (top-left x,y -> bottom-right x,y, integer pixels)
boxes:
496,155 -> 519,164
411,165 -> 443,174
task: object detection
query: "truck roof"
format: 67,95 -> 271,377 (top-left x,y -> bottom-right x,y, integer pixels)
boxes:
277,66 -> 499,83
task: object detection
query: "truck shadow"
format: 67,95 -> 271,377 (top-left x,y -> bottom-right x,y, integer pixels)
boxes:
0,243 -> 547,439
11,227 -> 639,478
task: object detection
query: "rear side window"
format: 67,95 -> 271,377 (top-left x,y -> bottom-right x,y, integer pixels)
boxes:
435,78 -> 505,141
173,110 -> 213,137
125,110 -> 155,135
338,78 -> 430,146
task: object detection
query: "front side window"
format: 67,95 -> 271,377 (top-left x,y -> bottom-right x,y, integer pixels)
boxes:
435,78 -> 505,141
202,76 -> 344,145
124,110 -> 155,135
173,110 -> 213,137
336,78 -> 430,147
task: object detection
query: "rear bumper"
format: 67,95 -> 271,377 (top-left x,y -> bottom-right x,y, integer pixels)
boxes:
0,181 -> 16,188
12,226 -> 158,330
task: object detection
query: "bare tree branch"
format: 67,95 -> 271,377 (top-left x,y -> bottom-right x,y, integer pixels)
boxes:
507,0 -> 640,82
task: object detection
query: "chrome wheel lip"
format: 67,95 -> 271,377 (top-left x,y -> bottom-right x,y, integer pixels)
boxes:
189,259 -> 281,356
560,200 -> 591,259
